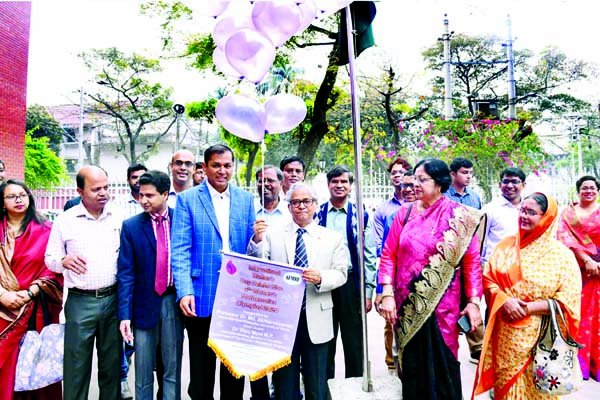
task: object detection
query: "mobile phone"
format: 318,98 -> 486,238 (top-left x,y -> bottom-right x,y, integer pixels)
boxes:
457,314 -> 471,333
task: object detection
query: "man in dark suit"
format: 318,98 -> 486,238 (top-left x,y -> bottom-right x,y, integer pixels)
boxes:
171,144 -> 258,399
118,170 -> 184,400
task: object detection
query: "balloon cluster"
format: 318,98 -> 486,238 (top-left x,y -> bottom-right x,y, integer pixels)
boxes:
204,0 -> 353,142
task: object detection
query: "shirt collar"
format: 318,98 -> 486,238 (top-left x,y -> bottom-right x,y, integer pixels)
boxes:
448,185 -> 471,197
206,180 -> 230,199
292,220 -> 318,235
149,207 -> 169,221
327,200 -> 348,213
74,200 -> 113,220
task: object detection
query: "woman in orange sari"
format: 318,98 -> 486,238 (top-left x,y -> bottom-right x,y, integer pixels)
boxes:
0,180 -> 63,400
557,175 -> 600,381
473,193 -> 581,399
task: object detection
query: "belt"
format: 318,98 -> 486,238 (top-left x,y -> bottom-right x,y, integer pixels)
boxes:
69,284 -> 117,298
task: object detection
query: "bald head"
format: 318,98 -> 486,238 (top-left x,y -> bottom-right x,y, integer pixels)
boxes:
76,166 -> 110,217
170,149 -> 195,192
76,166 -> 108,190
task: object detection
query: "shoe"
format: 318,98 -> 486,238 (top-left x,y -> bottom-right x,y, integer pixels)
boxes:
489,388 -> 494,399
121,380 -> 133,400
469,350 -> 481,365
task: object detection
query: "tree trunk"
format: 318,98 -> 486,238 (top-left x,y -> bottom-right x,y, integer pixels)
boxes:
297,54 -> 339,172
245,142 -> 260,187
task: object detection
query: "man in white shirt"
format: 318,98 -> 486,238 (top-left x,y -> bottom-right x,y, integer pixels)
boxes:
167,149 -> 195,208
482,167 -> 527,264
45,165 -> 124,400
255,165 -> 291,226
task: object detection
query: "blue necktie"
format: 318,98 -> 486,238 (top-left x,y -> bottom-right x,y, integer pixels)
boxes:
294,228 -> 308,309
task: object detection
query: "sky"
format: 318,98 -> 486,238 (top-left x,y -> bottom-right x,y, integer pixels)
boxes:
25,0 -> 600,106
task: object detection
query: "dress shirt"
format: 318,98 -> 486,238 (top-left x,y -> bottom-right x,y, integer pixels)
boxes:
373,194 -> 402,255
167,184 -> 192,208
481,195 -> 521,263
443,185 -> 482,210
325,201 -> 377,298
45,202 -> 124,290
150,208 -> 173,288
254,198 -> 292,228
113,194 -> 143,219
206,181 -> 231,251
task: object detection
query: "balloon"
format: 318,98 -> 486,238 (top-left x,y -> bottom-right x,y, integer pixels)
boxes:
212,47 -> 243,79
252,1 -> 302,47
212,4 -> 255,49
197,0 -> 231,18
225,29 -> 276,84
264,94 -> 307,134
296,0 -> 318,35
314,0 -> 349,18
216,95 -> 266,142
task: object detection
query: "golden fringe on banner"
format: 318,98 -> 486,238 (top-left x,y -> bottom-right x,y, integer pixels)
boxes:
207,338 -> 292,381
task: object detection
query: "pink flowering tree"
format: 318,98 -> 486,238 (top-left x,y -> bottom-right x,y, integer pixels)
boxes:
416,118 -> 547,201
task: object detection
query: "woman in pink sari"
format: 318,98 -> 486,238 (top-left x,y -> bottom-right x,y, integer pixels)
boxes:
557,175 -> 600,381
379,159 -> 484,399
0,180 -> 63,400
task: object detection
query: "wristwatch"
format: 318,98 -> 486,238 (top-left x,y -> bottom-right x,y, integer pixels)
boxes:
468,297 -> 481,307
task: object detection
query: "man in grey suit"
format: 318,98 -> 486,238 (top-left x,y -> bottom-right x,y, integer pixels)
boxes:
250,182 -> 348,400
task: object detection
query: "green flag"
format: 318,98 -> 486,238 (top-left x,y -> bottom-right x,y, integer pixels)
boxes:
335,1 -> 376,66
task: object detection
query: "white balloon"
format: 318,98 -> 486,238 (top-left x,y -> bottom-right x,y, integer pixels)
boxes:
213,47 -> 243,79
265,94 -> 307,134
212,5 -> 255,49
225,29 -> 276,84
296,0 -> 318,35
252,1 -> 302,47
216,95 -> 266,142
197,0 -> 231,18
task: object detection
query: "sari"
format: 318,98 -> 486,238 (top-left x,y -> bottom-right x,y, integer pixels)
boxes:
379,196 -> 484,398
557,203 -> 600,381
473,194 -> 581,399
0,219 -> 63,400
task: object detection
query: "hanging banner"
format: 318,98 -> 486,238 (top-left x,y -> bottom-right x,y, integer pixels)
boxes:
208,251 -> 305,380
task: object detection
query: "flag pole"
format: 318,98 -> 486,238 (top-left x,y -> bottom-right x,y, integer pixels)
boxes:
344,4 -> 372,393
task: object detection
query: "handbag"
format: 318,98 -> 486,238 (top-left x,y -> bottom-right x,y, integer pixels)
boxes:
14,290 -> 64,392
531,298 -> 583,395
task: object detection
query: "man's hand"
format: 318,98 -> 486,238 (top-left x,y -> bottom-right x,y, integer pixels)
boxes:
366,298 -> 373,313
62,254 -> 87,274
374,294 -> 382,314
252,219 -> 268,243
179,295 -> 196,317
302,268 -> 322,285
461,303 -> 482,333
119,320 -> 134,344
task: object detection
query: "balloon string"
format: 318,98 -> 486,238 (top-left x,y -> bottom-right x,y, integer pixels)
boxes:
260,140 -> 266,259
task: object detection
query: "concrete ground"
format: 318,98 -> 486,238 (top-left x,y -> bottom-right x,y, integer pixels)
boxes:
85,310 -> 598,399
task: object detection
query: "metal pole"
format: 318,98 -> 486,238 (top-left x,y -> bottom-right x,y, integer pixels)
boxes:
442,14 -> 453,119
578,129 -> 583,176
78,87 -> 85,168
506,15 -> 517,120
344,5 -> 372,392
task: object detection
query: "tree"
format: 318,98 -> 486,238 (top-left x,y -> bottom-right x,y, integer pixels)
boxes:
24,129 -> 68,189
26,104 -> 65,154
79,47 -> 176,164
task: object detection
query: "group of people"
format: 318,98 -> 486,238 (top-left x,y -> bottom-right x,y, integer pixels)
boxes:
0,150 -> 598,400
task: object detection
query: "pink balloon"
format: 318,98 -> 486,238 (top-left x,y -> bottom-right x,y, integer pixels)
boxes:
216,95 -> 266,142
252,2 -> 302,47
264,94 -> 307,134
212,7 -> 255,49
296,0 -> 318,35
225,29 -> 276,84
213,47 -> 243,79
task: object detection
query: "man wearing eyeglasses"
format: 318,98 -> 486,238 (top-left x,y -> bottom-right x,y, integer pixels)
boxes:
167,150 -> 195,208
249,182 -> 347,400
482,167 -> 527,264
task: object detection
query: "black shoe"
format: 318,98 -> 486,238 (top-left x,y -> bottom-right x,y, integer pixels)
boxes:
469,350 -> 481,364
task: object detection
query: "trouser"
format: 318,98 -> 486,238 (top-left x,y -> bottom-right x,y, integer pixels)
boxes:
327,271 -> 363,379
466,323 -> 484,355
120,341 -> 134,381
63,291 -> 120,400
384,319 -> 395,370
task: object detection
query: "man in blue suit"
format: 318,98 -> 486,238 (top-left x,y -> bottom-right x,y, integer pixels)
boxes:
117,170 -> 184,399
171,144 -> 257,400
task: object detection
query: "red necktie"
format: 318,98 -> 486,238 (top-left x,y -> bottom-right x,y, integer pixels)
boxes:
154,215 -> 168,295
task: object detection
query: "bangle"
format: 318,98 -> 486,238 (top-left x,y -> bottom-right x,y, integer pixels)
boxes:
381,292 -> 394,299
27,289 -> 35,299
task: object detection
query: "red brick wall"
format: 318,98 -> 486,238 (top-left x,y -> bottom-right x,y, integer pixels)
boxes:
0,2 -> 31,181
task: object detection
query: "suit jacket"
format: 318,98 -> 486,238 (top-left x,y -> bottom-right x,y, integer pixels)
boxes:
117,208 -> 175,330
171,181 -> 255,317
248,221 -> 348,344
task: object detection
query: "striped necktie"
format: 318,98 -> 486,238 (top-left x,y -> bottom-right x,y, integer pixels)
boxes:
294,228 -> 308,309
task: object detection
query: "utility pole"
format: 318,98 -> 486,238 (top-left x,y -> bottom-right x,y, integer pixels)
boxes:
506,16 -> 517,120
441,14 -> 454,119
78,86 -> 85,168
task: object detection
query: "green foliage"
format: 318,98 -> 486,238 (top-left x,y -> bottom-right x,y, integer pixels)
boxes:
26,104 -> 64,154
416,118 -> 547,201
186,98 -> 217,123
24,129 -> 68,189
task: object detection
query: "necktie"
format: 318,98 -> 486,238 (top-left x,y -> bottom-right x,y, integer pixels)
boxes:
154,215 -> 168,295
294,228 -> 308,309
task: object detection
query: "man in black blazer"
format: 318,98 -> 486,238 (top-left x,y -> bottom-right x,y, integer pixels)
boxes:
117,170 -> 184,400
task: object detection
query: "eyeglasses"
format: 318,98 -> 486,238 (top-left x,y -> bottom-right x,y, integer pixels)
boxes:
400,183 -> 414,189
518,207 -> 542,217
258,178 -> 278,185
289,199 -> 315,208
413,176 -> 434,184
173,160 -> 194,168
4,193 -> 29,202
390,170 -> 405,176
501,179 -> 522,186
